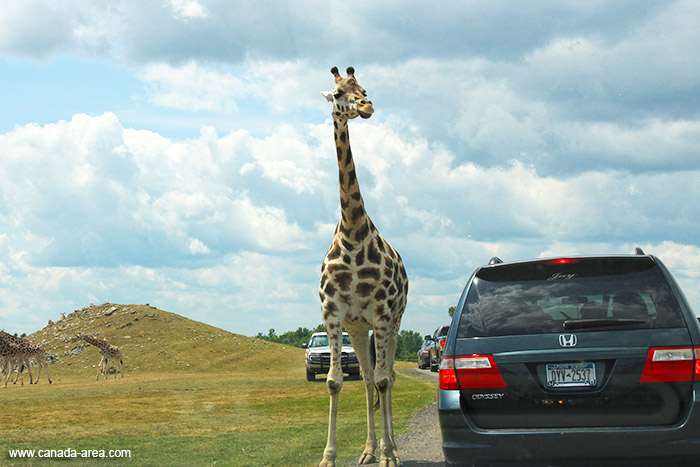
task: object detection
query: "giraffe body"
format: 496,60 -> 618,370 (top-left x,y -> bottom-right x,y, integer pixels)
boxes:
319,67 -> 408,467
80,335 -> 123,380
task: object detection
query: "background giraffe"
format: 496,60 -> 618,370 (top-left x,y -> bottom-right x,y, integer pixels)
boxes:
79,334 -> 123,380
0,329 -> 51,386
0,333 -> 26,387
318,67 -> 409,467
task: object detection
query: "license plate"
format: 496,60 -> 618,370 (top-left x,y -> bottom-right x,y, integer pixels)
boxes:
546,362 -> 596,388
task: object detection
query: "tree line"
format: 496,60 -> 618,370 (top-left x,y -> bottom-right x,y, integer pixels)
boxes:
255,325 -> 424,361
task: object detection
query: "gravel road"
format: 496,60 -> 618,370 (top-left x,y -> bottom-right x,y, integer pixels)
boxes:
346,367 -> 444,466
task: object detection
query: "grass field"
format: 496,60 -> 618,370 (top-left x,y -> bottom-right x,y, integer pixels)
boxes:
0,304 -> 436,466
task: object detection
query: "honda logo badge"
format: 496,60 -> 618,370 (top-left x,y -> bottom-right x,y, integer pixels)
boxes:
559,334 -> 577,347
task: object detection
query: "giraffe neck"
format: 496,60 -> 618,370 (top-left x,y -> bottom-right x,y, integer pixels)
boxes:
83,336 -> 107,349
333,117 -> 368,239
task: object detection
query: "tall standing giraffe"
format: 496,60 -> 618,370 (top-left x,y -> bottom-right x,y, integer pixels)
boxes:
0,330 -> 52,386
79,334 -> 123,380
318,67 -> 408,467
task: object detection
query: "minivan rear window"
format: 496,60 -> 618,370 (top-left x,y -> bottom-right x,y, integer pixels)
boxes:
457,257 -> 685,338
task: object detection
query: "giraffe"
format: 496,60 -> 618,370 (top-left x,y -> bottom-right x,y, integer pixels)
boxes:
0,335 -> 26,388
0,330 -> 51,386
318,67 -> 408,467
79,334 -> 123,380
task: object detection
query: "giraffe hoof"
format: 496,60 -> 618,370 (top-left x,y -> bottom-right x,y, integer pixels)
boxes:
318,460 -> 335,467
359,452 -> 376,464
378,456 -> 402,467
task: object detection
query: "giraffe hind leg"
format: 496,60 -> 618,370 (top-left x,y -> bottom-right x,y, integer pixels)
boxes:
373,329 -> 401,467
346,328 -> 378,465
39,356 -> 51,384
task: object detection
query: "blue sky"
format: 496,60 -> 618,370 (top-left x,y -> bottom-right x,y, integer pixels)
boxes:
1,0 -> 699,337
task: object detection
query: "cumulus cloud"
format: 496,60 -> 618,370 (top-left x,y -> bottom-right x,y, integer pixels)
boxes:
1,110 -> 699,335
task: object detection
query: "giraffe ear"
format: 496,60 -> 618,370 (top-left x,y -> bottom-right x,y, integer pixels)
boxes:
321,90 -> 334,102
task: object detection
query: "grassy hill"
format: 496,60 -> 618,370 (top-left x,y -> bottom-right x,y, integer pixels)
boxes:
30,302 -> 300,378
1,303 -> 436,466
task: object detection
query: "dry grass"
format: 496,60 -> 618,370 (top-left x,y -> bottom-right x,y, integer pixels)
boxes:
0,304 -> 436,466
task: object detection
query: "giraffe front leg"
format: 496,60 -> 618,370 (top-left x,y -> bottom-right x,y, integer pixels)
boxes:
2,359 -> 10,388
96,356 -> 105,380
320,327 -> 345,467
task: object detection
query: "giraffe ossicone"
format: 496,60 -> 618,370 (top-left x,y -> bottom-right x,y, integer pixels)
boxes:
318,66 -> 408,467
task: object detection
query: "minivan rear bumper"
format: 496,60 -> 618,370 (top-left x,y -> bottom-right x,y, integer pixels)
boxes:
439,386 -> 700,465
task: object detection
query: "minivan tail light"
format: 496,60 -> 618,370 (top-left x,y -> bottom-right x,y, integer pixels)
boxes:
639,347 -> 695,383
439,355 -> 507,390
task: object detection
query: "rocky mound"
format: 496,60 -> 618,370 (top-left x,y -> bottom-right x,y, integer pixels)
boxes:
28,303 -> 301,377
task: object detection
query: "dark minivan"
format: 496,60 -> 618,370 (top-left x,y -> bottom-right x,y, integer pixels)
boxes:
439,251 -> 700,466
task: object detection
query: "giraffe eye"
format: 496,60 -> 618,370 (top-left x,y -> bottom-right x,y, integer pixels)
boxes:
333,90 -> 345,99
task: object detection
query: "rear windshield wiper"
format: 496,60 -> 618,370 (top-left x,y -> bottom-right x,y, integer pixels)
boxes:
563,318 -> 646,330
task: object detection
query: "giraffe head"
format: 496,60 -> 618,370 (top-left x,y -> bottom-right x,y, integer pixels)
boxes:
322,66 -> 374,120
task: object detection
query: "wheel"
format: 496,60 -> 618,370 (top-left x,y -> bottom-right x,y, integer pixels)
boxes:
306,368 -> 315,381
430,363 -> 438,372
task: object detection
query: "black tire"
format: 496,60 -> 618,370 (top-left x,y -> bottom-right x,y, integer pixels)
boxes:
306,369 -> 315,381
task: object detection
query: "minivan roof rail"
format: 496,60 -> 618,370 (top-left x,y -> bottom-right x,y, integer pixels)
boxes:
488,257 -> 503,265
635,247 -> 645,255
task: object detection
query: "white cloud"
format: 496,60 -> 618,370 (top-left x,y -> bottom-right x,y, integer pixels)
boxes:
1,110 -> 700,337
2,1 -> 700,338
164,0 -> 209,20
139,62 -> 247,113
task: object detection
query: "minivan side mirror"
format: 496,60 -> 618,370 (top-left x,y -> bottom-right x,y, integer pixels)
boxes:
301,343 -> 308,349
424,335 -> 433,341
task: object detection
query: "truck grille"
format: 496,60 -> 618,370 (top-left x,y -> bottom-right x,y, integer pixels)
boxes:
313,352 -> 357,366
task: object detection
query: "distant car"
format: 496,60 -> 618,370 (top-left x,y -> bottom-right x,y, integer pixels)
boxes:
439,251 -> 700,466
302,332 -> 360,381
428,325 -> 450,372
417,338 -> 434,369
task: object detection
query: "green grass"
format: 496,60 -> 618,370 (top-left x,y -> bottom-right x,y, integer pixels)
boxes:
0,304 -> 436,466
